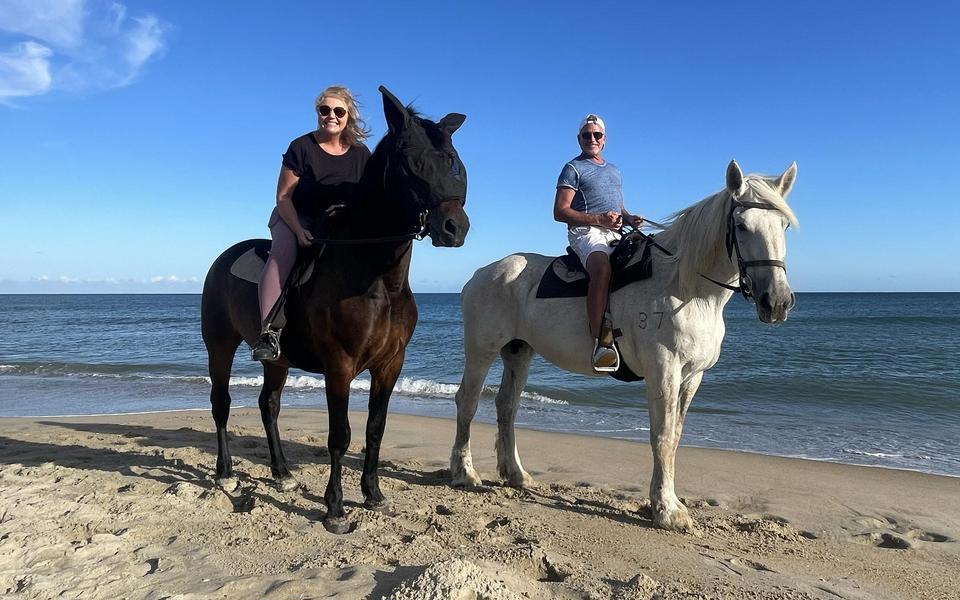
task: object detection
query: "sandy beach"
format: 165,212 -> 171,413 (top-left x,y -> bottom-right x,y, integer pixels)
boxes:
1,408 -> 957,599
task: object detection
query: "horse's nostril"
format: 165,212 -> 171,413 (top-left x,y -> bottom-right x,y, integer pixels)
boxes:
788,292 -> 796,309
444,219 -> 458,235
759,292 -> 773,312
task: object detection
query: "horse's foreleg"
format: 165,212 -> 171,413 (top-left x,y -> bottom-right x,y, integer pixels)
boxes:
208,340 -> 239,490
361,350 -> 404,508
646,366 -> 694,532
495,341 -> 535,488
674,372 -> 703,448
258,363 -> 298,491
322,370 -> 352,534
450,349 -> 497,488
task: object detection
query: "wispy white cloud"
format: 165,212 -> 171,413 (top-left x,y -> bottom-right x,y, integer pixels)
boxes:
29,274 -> 199,285
0,42 -> 54,99
0,0 -> 170,102
118,15 -> 167,85
0,0 -> 86,49
5,274 -> 202,293
149,275 -> 200,284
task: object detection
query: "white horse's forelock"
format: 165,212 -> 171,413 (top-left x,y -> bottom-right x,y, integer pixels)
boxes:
656,174 -> 798,299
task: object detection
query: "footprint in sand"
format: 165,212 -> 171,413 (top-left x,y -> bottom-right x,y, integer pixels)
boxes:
907,530 -> 951,543
851,514 -> 952,549
729,557 -> 777,573
700,551 -> 777,578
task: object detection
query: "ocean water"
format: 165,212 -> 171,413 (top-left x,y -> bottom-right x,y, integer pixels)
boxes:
1,293 -> 958,478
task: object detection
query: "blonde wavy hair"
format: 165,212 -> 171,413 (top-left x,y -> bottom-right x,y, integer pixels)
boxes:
315,85 -> 371,147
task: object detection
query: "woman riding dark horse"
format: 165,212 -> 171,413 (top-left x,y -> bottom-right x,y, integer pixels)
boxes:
252,85 -> 372,361
200,86 -> 469,534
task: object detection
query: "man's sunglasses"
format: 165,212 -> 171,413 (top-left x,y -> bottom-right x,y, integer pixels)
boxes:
318,105 -> 347,118
580,131 -> 604,141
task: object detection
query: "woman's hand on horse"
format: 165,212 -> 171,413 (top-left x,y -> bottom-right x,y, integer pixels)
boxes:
296,229 -> 314,247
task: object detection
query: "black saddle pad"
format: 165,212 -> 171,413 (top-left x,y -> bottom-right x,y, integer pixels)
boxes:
535,237 -> 654,299
228,241 -> 319,287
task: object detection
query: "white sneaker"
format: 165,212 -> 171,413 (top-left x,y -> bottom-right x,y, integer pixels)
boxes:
592,341 -> 619,373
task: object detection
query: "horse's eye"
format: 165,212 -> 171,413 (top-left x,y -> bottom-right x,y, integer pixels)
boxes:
736,222 -> 748,231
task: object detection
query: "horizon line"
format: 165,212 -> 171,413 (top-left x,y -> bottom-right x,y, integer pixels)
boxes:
1,291 -> 959,296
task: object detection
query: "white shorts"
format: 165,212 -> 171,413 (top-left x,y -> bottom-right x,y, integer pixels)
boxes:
567,225 -> 621,266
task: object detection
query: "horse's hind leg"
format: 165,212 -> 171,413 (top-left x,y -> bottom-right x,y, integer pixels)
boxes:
258,363 -> 298,491
495,340 -> 535,488
207,338 -> 241,490
450,347 -> 498,487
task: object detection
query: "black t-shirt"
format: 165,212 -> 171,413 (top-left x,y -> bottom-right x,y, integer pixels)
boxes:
282,132 -> 371,219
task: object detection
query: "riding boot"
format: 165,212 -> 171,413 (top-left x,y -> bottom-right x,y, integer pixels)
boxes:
251,328 -> 281,361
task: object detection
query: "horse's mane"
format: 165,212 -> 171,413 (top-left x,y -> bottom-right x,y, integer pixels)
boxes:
654,174 -> 798,298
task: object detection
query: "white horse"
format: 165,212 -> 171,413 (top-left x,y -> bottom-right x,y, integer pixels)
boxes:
449,160 -> 798,532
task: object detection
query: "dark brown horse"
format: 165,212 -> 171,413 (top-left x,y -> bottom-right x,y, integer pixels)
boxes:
200,86 -> 469,533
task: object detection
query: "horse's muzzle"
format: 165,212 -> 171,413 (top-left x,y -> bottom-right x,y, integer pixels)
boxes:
757,290 -> 794,324
428,199 -> 469,247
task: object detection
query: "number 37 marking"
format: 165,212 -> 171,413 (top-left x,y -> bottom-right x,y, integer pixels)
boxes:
638,311 -> 664,329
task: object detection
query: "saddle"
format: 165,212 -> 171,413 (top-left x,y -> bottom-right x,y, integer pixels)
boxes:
228,215 -> 335,287
228,242 -> 321,287
535,232 -> 654,299
228,221 -> 331,331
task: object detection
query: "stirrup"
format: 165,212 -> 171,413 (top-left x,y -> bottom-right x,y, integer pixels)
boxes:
251,329 -> 281,361
592,339 -> 619,373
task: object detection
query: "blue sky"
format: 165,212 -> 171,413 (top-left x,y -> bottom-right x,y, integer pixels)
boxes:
1,0 -> 957,293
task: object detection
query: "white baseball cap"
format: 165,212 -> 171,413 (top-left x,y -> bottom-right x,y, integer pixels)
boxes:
578,114 -> 605,133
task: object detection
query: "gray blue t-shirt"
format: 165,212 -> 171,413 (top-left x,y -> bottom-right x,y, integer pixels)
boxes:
556,155 -> 623,215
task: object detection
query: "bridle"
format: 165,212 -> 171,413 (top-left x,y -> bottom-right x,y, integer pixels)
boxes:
310,209 -> 428,245
699,198 -> 787,302
637,197 -> 787,303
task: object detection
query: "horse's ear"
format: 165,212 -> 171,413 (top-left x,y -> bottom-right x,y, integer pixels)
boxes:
380,85 -> 409,135
726,160 -> 745,194
438,113 -> 466,135
777,162 -> 798,197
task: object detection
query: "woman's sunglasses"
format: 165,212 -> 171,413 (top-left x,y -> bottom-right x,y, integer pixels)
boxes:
580,131 -> 604,142
318,105 -> 347,118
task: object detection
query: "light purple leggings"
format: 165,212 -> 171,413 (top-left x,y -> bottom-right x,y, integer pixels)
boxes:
258,217 -> 299,328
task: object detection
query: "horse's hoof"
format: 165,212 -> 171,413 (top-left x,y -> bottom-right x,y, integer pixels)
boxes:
505,472 -> 534,489
654,508 -> 695,533
323,517 -> 352,535
362,493 -> 384,508
451,469 -> 482,488
363,498 -> 396,516
216,477 -> 239,493
275,476 -> 300,492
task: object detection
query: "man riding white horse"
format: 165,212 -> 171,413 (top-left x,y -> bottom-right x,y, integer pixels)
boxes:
553,114 -> 644,372
451,156 -> 798,532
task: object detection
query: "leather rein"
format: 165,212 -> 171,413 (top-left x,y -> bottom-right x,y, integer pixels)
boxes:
309,209 -> 429,246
